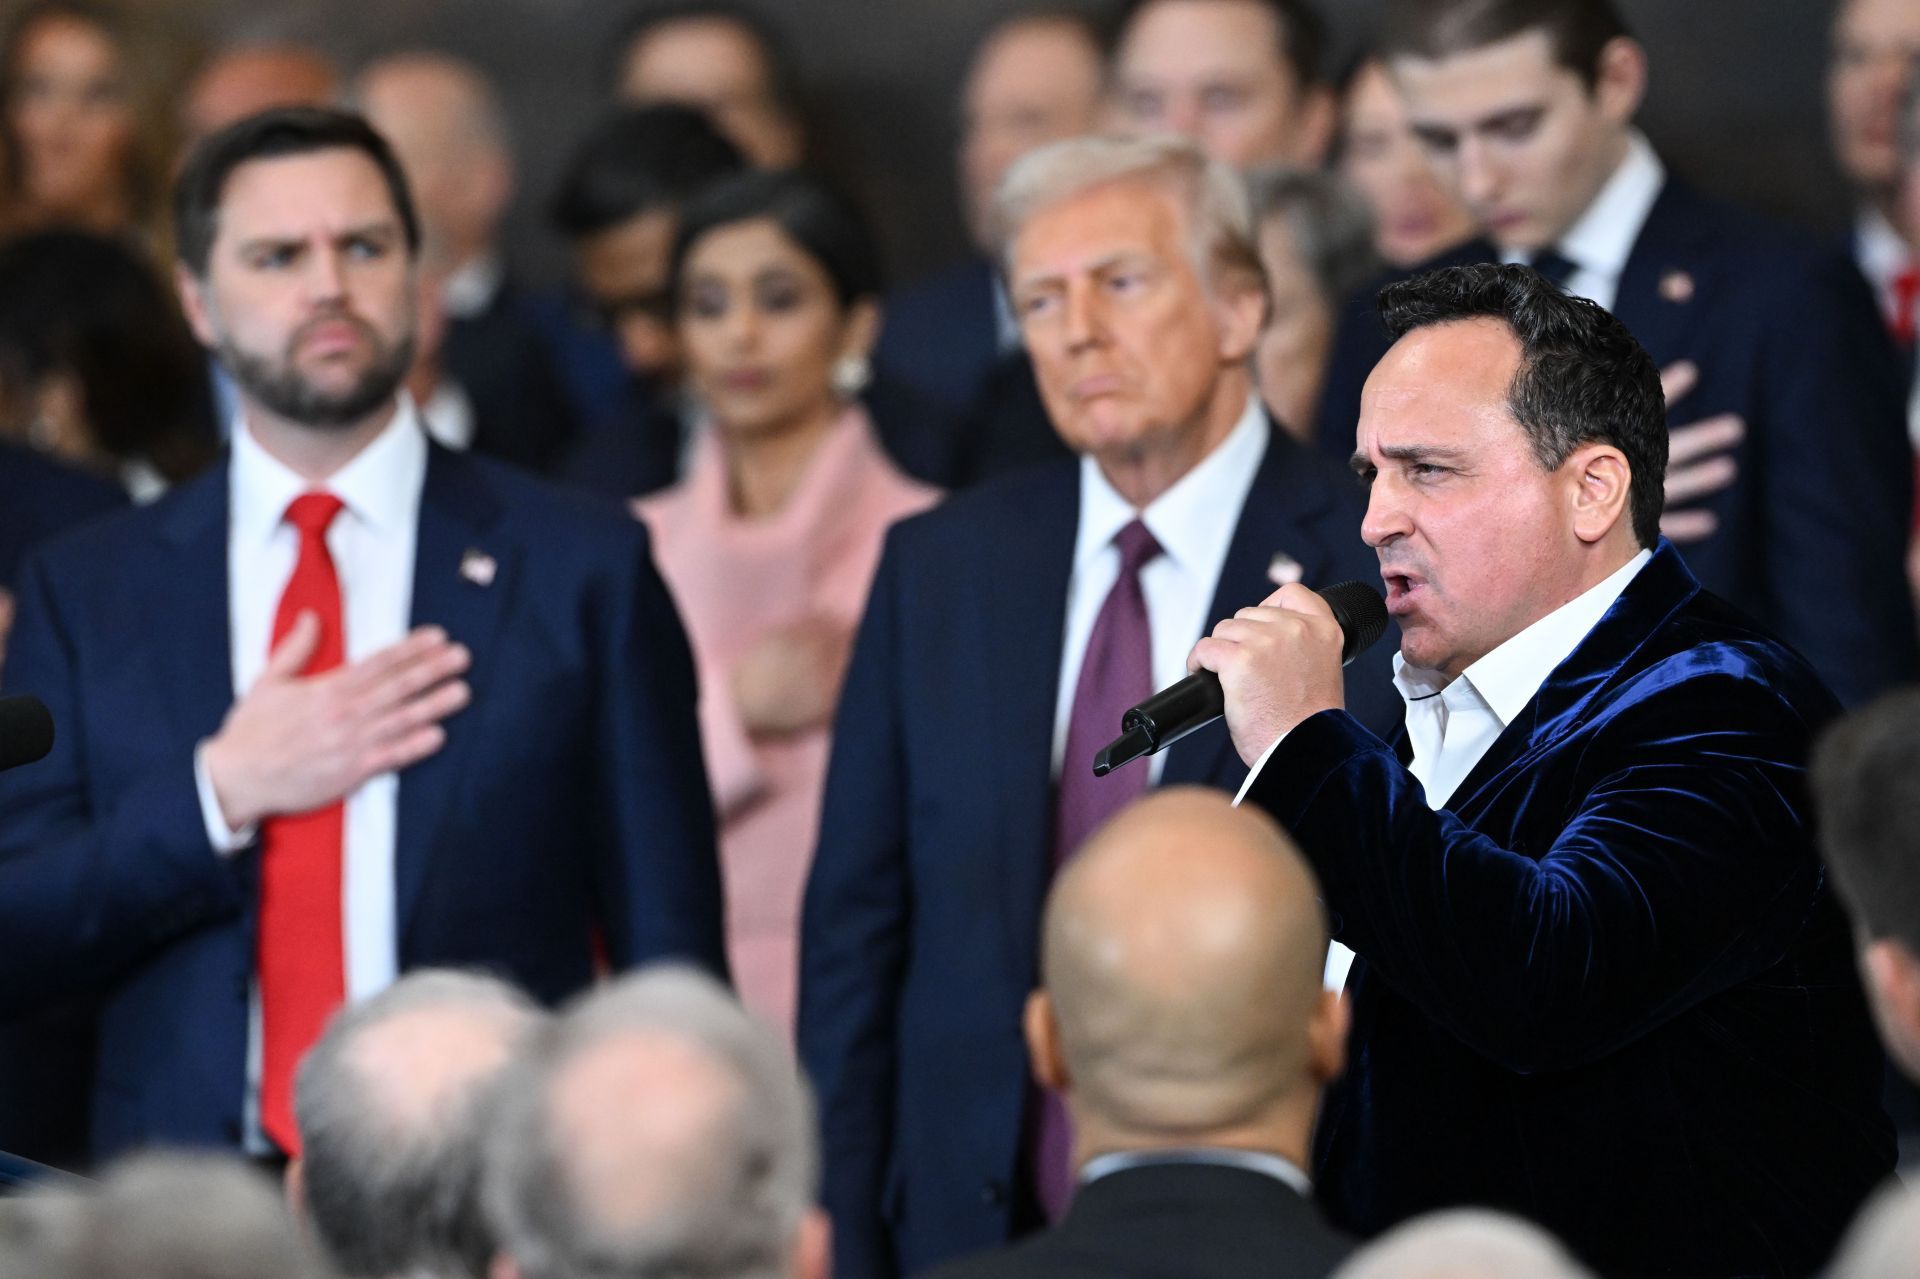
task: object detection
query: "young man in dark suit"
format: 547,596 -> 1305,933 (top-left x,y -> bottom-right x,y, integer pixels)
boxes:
1315,0 -> 1917,706
799,134 -> 1399,1279
1203,263 -> 1890,1277
0,108 -> 725,1162
925,788 -> 1352,1279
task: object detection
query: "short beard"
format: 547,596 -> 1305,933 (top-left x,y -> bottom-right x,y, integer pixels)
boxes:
220,325 -> 417,430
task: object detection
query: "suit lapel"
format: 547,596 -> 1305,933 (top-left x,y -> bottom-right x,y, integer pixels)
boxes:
986,466 -> 1078,968
1443,544 -> 1699,822
147,465 -> 236,749
1162,427 -> 1339,789
394,447 -> 512,938
1611,179 -> 1709,367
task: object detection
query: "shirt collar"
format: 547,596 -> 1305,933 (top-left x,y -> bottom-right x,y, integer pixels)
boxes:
1074,394 -> 1269,578
441,252 -> 504,320
1080,1147 -> 1311,1196
1857,206 -> 1912,283
1393,548 -> 1653,726
1553,130 -> 1664,283
229,395 -> 429,544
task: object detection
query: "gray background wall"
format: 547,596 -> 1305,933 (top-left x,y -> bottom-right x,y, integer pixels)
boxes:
135,0 -> 1860,287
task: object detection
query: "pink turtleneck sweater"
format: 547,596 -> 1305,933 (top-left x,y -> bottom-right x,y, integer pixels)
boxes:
635,406 -> 939,1035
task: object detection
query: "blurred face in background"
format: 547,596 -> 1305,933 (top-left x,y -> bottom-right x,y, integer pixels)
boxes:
1252,213 -> 1331,437
1111,0 -> 1332,171
1339,59 -> 1477,267
577,208 -> 681,382
677,216 -> 875,443
1392,30 -> 1642,254
959,17 -> 1106,253
619,17 -> 802,169
6,11 -> 133,223
1829,0 -> 1920,202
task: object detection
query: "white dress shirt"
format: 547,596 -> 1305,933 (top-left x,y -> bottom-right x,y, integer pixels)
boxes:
1237,549 -> 1653,989
1854,206 -> 1912,330
192,398 -> 427,1145
1500,130 -> 1665,314
1080,1146 -> 1311,1196
1051,397 -> 1269,784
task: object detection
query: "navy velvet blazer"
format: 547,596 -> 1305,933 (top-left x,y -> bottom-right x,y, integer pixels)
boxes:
1314,178 -> 1918,707
0,444 -> 726,1157
922,1163 -> 1354,1279
797,426 -> 1401,1279
1245,543 -> 1892,1278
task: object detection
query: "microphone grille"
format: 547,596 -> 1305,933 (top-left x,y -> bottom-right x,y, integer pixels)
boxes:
1319,580 -> 1389,664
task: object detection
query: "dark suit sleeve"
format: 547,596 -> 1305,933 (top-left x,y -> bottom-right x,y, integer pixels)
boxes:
1750,252 -> 1917,703
1247,673 -> 1823,1075
0,554 -> 247,1015
588,522 -> 727,976
798,533 -> 914,1279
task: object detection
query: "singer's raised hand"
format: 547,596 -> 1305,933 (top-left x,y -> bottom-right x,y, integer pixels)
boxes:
202,618 -> 471,831
1187,582 -> 1346,766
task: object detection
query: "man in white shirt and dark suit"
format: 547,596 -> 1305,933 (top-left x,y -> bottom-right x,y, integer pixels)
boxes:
1202,261 -> 1891,1276
799,134 -> 1399,1279
0,107 -> 725,1162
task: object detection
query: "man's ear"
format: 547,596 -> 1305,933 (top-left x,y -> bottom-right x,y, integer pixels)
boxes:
175,265 -> 218,350
1214,273 -> 1268,366
1564,443 -> 1632,545
1306,985 -> 1350,1085
489,1253 -> 523,1279
283,1157 -> 306,1221
791,1206 -> 832,1279
1865,938 -> 1920,1041
1024,989 -> 1069,1093
1592,36 -> 1648,128
1288,84 -> 1338,168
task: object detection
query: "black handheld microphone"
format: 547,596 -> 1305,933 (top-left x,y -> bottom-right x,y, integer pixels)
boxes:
1092,580 -> 1388,776
0,695 -> 53,773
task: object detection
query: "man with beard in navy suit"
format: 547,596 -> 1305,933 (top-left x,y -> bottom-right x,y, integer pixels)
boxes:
0,108 -> 724,1162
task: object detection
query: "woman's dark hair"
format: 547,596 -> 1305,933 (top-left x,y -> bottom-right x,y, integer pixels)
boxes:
0,229 -> 216,482
551,104 -> 745,238
669,168 -> 882,308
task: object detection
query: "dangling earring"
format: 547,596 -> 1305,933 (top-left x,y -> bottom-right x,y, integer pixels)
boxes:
831,352 -> 872,399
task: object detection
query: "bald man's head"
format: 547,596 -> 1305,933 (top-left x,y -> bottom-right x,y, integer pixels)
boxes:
1033,787 -> 1338,1143
294,970 -> 542,1278
354,51 -> 514,265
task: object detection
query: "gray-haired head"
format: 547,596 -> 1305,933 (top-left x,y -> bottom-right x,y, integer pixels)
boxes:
295,969 -> 544,1279
1330,1209 -> 1598,1279
1245,165 -> 1379,308
24,1151 -> 325,1279
483,964 -> 819,1279
993,132 -> 1267,301
1829,1181 -> 1920,1279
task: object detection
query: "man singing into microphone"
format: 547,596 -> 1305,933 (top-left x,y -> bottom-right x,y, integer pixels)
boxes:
1199,262 -> 1891,1277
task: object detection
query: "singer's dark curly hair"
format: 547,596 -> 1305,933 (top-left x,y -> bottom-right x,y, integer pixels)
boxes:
1378,261 -> 1668,548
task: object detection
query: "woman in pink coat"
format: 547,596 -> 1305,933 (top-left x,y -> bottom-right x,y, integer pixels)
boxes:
635,170 -> 939,1034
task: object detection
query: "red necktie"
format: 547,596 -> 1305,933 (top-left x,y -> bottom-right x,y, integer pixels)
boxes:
257,492 -> 347,1156
1890,264 -> 1919,347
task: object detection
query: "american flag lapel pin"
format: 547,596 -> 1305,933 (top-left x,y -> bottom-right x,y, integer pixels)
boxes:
1268,552 -> 1304,587
460,548 -> 497,587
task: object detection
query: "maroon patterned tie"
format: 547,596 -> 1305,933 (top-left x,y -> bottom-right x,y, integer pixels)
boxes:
1032,517 -> 1162,1220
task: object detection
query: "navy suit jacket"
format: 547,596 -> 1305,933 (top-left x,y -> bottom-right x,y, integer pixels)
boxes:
798,427 -> 1400,1279
876,256 -> 1003,422
1245,543 -> 1893,1277
1315,178 -> 1918,707
0,443 -> 124,591
0,443 -> 726,1157
922,1163 -> 1353,1279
